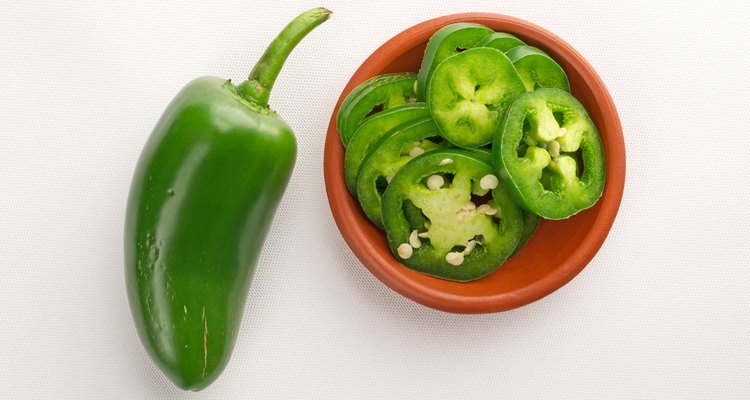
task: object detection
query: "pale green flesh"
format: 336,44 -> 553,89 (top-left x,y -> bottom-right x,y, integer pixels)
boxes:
519,98 -> 587,195
429,48 -> 525,147
404,173 -> 497,255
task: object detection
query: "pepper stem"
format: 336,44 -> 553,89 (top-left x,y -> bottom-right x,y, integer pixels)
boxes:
236,7 -> 331,106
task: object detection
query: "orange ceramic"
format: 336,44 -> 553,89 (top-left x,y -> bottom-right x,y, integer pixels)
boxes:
324,13 -> 625,313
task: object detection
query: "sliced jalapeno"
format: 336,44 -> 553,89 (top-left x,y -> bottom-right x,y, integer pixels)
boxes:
505,45 -> 570,92
357,117 -> 444,228
381,149 -> 523,282
415,23 -> 493,100
344,102 -> 430,195
427,47 -> 526,148
475,32 -> 525,52
512,211 -> 541,257
337,72 -> 418,145
493,88 -> 605,219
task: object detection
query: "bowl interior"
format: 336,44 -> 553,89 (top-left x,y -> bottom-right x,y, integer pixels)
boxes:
324,14 -> 625,313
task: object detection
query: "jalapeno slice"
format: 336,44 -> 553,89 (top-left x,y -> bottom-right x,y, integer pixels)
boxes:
505,45 -> 570,92
337,72 -> 418,145
381,149 -> 523,282
415,23 -> 493,100
494,88 -> 605,219
357,117 -> 445,228
427,47 -> 526,148
475,32 -> 526,52
344,102 -> 430,196
512,211 -> 541,257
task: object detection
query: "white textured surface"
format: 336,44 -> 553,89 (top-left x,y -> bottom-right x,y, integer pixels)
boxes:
1,1 -> 749,398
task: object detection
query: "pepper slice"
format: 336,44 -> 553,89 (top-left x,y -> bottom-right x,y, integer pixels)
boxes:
344,102 -> 429,195
475,32 -> 526,52
415,23 -> 493,100
493,88 -> 605,219
381,149 -> 523,282
427,47 -> 526,148
513,211 -> 541,257
357,117 -> 444,228
505,45 -> 570,92
337,72 -> 417,145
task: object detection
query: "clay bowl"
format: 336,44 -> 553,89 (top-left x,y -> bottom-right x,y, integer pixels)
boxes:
324,13 -> 625,313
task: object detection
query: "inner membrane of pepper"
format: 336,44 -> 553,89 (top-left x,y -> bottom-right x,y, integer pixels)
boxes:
403,172 -> 499,257
519,102 -> 586,192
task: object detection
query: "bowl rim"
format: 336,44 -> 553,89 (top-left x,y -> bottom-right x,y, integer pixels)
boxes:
324,12 -> 626,313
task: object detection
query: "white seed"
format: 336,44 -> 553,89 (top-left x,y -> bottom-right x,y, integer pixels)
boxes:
456,209 -> 473,221
408,96 -> 417,103
418,231 -> 430,238
426,174 -> 444,191
413,141 -> 423,148
397,243 -> 413,259
479,174 -> 499,190
385,175 -> 393,183
445,251 -> 465,266
408,146 -> 425,158
439,158 -> 453,165
409,230 -> 422,249
548,140 -> 561,157
477,204 -> 498,215
557,127 -> 568,138
463,240 -> 477,255
461,202 -> 477,212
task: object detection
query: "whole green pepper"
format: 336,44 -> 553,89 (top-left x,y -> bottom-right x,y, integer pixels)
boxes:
124,8 -> 330,391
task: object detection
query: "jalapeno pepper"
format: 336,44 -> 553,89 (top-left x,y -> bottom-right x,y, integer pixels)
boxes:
493,88 -> 605,219
381,149 -> 523,282
505,45 -> 570,92
427,47 -> 526,148
513,211 -> 541,257
356,117 -> 443,228
344,102 -> 429,195
124,8 -> 330,390
415,23 -> 493,100
475,31 -> 525,52
337,72 -> 417,145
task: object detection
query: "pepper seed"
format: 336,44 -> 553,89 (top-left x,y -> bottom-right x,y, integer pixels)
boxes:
427,174 -> 444,191
409,147 -> 425,158
548,140 -> 561,157
397,243 -> 413,259
479,174 -> 499,190
477,204 -> 498,215
409,230 -> 422,249
445,251 -> 465,266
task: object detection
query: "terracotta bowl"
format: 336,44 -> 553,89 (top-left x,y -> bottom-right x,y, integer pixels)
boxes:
324,13 -> 625,313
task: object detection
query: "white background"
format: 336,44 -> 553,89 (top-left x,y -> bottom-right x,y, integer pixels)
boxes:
2,1 -> 749,398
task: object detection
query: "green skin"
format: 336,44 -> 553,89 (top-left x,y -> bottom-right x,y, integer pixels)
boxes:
475,32 -> 526,52
124,8 -> 330,391
344,102 -> 429,195
467,149 -> 540,256
381,149 -> 523,282
427,47 -> 526,148
512,211 -> 541,257
493,88 -> 605,220
505,45 -> 570,92
356,117 -> 443,229
337,72 -> 417,145
415,23 -> 493,100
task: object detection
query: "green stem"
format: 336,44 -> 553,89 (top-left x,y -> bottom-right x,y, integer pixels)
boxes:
236,7 -> 331,106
